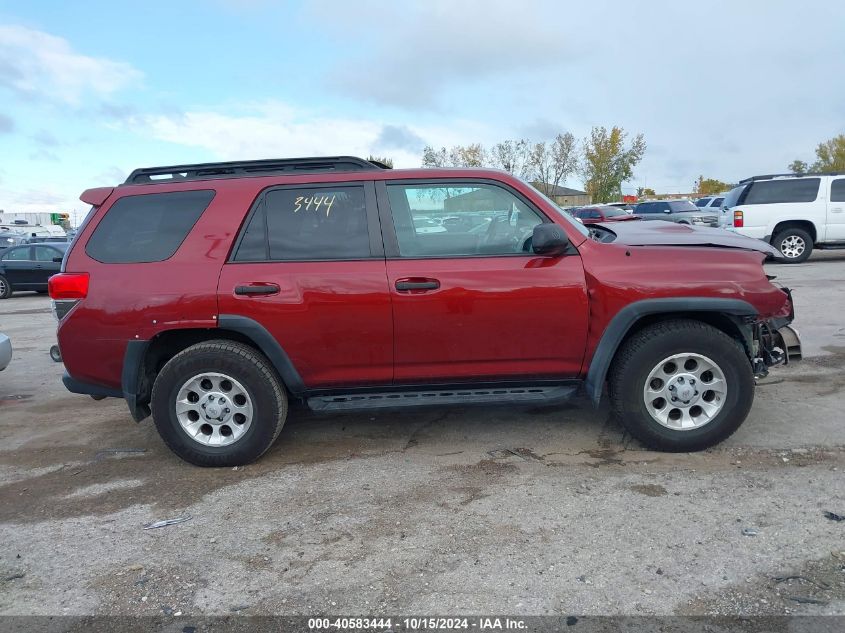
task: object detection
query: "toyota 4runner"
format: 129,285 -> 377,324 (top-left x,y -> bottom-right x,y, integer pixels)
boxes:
51,156 -> 801,466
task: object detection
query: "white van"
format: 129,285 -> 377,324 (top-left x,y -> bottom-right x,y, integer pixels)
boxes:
724,173 -> 845,263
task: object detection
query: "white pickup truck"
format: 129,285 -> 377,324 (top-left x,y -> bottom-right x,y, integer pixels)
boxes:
723,173 -> 845,263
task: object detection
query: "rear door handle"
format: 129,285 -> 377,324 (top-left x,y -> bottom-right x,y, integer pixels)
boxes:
395,278 -> 440,292
831,208 -> 844,213
235,283 -> 280,296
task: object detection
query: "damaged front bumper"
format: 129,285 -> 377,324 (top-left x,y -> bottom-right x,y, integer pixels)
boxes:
751,287 -> 802,378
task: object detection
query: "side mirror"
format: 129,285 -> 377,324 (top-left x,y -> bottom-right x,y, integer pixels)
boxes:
532,223 -> 570,256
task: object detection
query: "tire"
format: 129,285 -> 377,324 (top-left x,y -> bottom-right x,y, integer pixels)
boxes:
773,227 -> 812,263
0,275 -> 11,299
608,319 -> 754,452
151,340 -> 288,467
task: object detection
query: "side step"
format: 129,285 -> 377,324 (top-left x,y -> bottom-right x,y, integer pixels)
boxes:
307,385 -> 578,412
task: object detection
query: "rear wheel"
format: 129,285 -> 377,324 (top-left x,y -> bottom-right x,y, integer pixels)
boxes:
773,227 -> 812,263
151,340 -> 287,467
0,275 -> 11,299
609,320 -> 754,452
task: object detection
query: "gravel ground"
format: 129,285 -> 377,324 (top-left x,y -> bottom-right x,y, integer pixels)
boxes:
0,252 -> 844,618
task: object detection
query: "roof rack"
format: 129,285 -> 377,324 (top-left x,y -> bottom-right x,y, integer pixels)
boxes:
123,156 -> 389,185
739,171 -> 845,184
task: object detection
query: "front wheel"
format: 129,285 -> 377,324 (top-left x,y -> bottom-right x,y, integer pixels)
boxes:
0,275 -> 11,299
608,320 -> 754,452
151,340 -> 288,467
773,227 -> 813,263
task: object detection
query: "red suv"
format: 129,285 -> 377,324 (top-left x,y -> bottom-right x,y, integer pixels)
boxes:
51,157 -> 801,466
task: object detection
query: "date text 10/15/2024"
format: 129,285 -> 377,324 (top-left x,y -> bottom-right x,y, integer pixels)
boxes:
307,617 -> 529,630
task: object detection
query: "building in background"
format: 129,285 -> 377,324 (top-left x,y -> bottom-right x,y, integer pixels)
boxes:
534,184 -> 591,207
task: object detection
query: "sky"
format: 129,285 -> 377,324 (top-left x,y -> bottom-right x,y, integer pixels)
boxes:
1,0 -> 844,223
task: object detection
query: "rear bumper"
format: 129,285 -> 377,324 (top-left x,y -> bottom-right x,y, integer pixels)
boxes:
61,371 -> 122,398
0,333 -> 11,371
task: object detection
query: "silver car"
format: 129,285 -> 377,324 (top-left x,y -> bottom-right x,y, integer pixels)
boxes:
634,200 -> 719,227
0,332 -> 11,371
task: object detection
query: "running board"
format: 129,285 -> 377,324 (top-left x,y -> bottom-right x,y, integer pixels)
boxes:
306,385 -> 578,412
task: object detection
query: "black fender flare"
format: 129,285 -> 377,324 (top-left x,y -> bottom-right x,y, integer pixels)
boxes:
120,315 -> 307,423
584,298 -> 758,406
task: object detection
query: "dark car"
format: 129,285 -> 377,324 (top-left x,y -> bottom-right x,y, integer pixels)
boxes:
51,156 -> 799,466
634,200 -> 719,227
573,205 -> 642,224
0,231 -> 28,251
0,243 -> 68,298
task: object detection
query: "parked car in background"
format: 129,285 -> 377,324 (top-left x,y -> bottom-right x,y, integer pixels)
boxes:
573,205 -> 642,224
634,200 -> 719,227
27,236 -> 72,244
0,332 -> 11,371
0,231 -> 28,250
52,155 -> 799,466
0,242 -> 69,299
606,202 -> 636,214
723,173 -> 845,263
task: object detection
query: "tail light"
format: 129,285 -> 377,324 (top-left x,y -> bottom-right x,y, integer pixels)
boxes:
49,273 -> 89,321
733,210 -> 744,228
49,273 -> 89,299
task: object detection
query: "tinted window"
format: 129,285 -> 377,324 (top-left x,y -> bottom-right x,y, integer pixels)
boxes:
695,198 -> 711,207
712,197 -> 724,207
831,179 -> 845,202
636,202 -> 668,214
744,178 -> 820,205
387,183 -> 544,257
668,201 -> 698,212
602,207 -> 627,217
2,247 -> 30,261
262,185 -> 370,261
86,190 -> 214,263
34,246 -> 60,262
722,184 -> 747,209
234,201 -> 268,261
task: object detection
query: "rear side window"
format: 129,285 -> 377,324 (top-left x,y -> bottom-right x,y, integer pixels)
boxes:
233,185 -> 371,261
712,197 -> 724,207
743,179 -> 820,205
695,198 -> 710,207
831,179 -> 845,202
86,190 -> 214,263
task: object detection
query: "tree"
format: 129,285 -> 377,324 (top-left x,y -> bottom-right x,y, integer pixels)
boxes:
527,133 -> 578,196
422,145 -> 449,168
788,159 -> 808,175
695,175 -> 731,196
812,134 -> 845,172
637,186 -> 656,198
422,144 -> 485,168
789,133 -> 845,174
488,139 -> 530,177
367,155 -> 394,168
581,126 -> 646,203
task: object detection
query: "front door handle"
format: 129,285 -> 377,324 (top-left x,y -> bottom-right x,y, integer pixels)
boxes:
235,283 -> 280,296
395,278 -> 440,292
831,208 -> 844,213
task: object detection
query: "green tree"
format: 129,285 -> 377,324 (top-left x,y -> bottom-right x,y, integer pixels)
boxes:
528,133 -> 578,196
637,186 -> 656,198
812,134 -> 845,172
694,176 -> 731,195
788,159 -> 808,175
581,126 -> 646,203
367,155 -> 394,168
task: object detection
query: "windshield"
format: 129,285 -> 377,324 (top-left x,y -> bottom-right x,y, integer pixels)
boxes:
521,181 -> 590,238
722,184 -> 747,209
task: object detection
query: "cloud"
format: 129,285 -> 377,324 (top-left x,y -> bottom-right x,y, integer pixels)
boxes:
0,25 -> 143,105
314,0 -> 575,108
375,125 -> 426,152
0,112 -> 13,134
134,103 -> 483,168
31,129 -> 60,146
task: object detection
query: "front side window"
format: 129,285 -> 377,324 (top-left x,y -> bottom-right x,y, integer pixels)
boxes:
695,198 -> 711,207
34,246 -> 59,262
831,179 -> 845,203
386,183 -> 545,257
636,202 -> 659,214
669,201 -> 698,213
234,185 -> 370,261
744,178 -> 820,205
86,190 -> 215,263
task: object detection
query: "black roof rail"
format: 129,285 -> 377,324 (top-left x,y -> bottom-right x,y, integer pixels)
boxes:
123,156 -> 389,185
739,171 -> 845,184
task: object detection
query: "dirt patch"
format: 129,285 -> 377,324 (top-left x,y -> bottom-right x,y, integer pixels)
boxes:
630,483 -> 668,497
681,552 -> 845,615
90,563 -> 205,616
